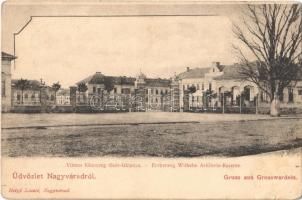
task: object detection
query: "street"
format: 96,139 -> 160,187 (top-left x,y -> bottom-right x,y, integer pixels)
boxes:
2,113 -> 302,157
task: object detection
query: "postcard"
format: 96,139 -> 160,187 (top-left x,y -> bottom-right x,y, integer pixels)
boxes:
1,0 -> 302,199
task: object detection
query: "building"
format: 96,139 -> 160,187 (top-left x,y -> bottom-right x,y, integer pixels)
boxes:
76,71 -> 171,111
1,52 -> 16,112
12,79 -> 41,106
174,62 -> 302,111
11,79 -> 56,107
56,89 -> 70,105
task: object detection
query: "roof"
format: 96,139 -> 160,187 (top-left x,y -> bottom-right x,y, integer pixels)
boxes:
78,72 -> 171,87
214,62 -> 302,81
145,78 -> 171,87
176,67 -> 211,79
2,52 -> 17,61
213,64 -> 243,80
78,72 -> 136,85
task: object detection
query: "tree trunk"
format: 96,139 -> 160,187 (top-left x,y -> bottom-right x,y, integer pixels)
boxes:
54,92 -> 57,105
270,94 -> 280,117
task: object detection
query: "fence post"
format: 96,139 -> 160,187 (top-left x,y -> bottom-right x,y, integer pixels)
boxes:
239,94 -> 242,114
222,92 -> 225,114
255,94 -> 258,114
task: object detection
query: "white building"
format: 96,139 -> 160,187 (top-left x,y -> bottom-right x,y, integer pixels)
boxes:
1,52 -> 16,112
56,89 -> 70,105
175,62 -> 302,110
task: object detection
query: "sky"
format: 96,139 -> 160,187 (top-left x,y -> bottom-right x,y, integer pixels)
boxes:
2,1 -> 245,88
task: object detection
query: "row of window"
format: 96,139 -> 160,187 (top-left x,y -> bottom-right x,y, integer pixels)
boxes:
92,87 -> 120,94
147,89 -> 169,95
92,87 -> 169,95
183,83 -> 212,91
15,94 -> 55,101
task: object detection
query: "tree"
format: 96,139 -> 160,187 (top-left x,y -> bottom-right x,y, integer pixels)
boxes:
187,85 -> 197,94
51,82 -> 61,105
233,4 -> 302,116
15,79 -> 30,104
77,83 -> 88,104
104,77 -> 115,93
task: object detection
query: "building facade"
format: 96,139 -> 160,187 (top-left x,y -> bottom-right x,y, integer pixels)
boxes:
56,89 -> 70,105
75,71 -> 171,111
1,52 -> 16,112
11,79 -> 57,107
173,62 -> 302,111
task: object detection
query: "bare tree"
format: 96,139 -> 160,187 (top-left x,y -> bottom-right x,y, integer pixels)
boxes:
233,4 -> 302,116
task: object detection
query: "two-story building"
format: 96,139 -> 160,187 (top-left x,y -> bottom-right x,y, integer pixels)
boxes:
1,52 -> 16,112
76,71 -> 171,111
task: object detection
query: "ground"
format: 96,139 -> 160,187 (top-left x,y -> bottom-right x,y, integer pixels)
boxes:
2,112 -> 302,157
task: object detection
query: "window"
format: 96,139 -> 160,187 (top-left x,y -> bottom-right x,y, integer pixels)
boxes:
121,88 -> 130,94
165,90 -> 168,94
93,87 -> 96,93
156,89 -> 158,95
197,84 -> 200,90
202,83 -> 204,90
1,80 -> 5,97
31,94 -> 35,100
97,88 -> 101,94
114,88 -> 117,93
187,85 -> 189,89
51,95 -> 54,101
24,94 -> 28,99
288,88 -> 294,102
209,83 -> 212,91
17,94 -> 21,101
213,68 -> 215,72
298,90 -> 302,95
183,85 -> 185,91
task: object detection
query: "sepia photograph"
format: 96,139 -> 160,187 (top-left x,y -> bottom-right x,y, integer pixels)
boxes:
1,0 -> 302,199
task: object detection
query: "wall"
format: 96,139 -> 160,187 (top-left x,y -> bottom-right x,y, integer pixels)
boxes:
1,60 -> 12,112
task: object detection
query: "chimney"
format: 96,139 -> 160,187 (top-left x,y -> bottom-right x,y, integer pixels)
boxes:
186,67 -> 190,72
